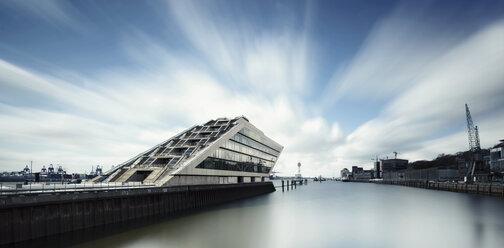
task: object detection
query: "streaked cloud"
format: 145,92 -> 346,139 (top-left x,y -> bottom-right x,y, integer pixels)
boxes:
0,0 -> 503,177
331,17 -> 504,168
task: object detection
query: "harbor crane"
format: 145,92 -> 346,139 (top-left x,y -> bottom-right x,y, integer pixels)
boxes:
465,104 -> 481,183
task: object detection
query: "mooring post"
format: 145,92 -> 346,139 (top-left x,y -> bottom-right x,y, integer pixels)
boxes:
287,180 -> 289,191
291,180 -> 294,189
282,180 -> 284,192
294,181 -> 297,189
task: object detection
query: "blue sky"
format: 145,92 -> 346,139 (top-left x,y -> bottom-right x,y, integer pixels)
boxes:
0,0 -> 503,176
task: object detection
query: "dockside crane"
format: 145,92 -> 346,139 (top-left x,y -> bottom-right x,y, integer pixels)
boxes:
465,104 -> 481,183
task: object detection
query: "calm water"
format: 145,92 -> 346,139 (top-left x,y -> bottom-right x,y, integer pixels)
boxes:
54,181 -> 504,248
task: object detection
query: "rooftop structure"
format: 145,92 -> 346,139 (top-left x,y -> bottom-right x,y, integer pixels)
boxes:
91,117 -> 283,186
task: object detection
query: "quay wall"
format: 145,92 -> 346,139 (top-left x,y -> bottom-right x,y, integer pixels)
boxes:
0,182 -> 275,246
371,181 -> 504,197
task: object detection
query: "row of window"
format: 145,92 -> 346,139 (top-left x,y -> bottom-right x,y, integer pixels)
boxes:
210,148 -> 275,168
221,140 -> 277,162
196,157 -> 271,174
231,132 -> 280,156
238,128 -> 282,152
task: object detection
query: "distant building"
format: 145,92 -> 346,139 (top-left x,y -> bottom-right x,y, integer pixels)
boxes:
340,168 -> 350,180
394,167 -> 458,182
354,169 -> 374,180
381,159 -> 408,172
350,166 -> 374,180
374,161 -> 381,178
382,159 -> 408,181
490,139 -> 504,172
352,166 -> 363,175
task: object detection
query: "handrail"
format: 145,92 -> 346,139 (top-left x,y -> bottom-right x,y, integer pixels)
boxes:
0,182 -> 156,196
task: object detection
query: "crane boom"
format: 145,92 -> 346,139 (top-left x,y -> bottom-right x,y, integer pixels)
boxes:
465,104 -> 481,183
465,104 -> 480,151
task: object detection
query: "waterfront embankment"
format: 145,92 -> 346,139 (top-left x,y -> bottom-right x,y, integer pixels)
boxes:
68,181 -> 504,248
348,180 -> 504,198
0,182 -> 275,246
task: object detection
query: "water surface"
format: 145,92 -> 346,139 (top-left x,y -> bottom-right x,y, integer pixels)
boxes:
67,181 -> 504,248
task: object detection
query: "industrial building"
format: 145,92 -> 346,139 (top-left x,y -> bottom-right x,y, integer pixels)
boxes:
350,166 -> 374,180
91,117 -> 283,186
381,158 -> 408,181
384,167 -> 459,182
374,160 -> 381,178
490,139 -> 504,172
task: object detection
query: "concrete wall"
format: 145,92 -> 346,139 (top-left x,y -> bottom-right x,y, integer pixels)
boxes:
382,168 -> 458,182
375,181 -> 504,197
0,182 -> 275,246
165,175 -> 260,185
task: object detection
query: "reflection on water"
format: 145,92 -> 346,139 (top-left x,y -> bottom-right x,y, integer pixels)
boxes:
42,182 -> 504,248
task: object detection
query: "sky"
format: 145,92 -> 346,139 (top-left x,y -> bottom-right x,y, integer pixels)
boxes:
0,0 -> 503,177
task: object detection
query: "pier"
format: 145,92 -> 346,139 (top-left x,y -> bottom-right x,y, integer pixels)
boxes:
0,182 -> 275,246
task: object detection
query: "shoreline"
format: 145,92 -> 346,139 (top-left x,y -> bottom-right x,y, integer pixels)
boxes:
346,180 -> 504,198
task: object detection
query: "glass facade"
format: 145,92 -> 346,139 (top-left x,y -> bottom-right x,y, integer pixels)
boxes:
238,128 -> 283,152
196,128 -> 280,173
210,148 -> 275,168
196,157 -> 271,173
230,132 -> 280,156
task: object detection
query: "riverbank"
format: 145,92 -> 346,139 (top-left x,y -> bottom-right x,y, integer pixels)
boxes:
348,180 -> 504,198
69,181 -> 504,248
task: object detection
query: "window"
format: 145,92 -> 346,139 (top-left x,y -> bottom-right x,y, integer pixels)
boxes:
196,157 -> 271,174
144,158 -> 155,166
168,157 -> 180,167
199,139 -> 208,146
184,147 -> 195,156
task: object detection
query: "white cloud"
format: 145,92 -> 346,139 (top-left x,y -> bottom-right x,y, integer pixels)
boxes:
1,1 -> 503,180
0,26 -> 335,176
330,19 -> 504,172
166,0 -> 312,95
322,2 -> 477,104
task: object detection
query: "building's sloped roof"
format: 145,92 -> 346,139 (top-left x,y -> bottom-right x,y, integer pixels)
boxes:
92,116 -> 284,185
137,117 -> 239,170
94,117 -> 242,183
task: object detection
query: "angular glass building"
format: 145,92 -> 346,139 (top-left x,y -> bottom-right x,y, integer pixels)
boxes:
92,117 -> 283,186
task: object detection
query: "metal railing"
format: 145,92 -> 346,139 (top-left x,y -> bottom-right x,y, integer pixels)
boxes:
0,182 -> 157,196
